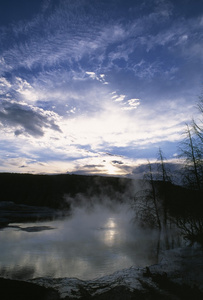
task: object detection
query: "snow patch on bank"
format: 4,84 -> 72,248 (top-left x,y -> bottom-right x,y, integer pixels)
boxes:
30,267 -> 144,299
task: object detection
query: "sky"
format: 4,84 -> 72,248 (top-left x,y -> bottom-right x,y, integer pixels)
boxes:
0,0 -> 203,177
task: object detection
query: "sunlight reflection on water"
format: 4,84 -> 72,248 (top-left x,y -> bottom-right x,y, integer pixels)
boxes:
101,217 -> 118,246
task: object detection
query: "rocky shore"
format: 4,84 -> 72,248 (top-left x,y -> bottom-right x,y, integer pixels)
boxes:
0,246 -> 202,300
0,201 -> 65,227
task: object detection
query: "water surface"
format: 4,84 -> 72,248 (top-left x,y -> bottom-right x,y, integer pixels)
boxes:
0,205 -> 169,280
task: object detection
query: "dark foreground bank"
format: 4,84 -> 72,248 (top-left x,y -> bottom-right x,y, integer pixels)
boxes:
0,272 -> 202,300
0,278 -> 59,300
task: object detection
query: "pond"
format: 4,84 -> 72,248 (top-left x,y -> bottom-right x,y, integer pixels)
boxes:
0,204 -> 180,280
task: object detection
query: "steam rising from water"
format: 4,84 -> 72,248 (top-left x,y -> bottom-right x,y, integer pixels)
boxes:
0,202 -> 163,280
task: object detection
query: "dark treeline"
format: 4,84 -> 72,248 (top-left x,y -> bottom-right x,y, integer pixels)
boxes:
0,173 -> 132,209
0,172 -> 201,215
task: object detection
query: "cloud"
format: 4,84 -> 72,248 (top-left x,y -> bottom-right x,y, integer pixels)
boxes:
0,2 -> 127,74
85,72 -> 97,80
0,1 -> 172,78
113,94 -> 125,102
122,99 -> 140,110
111,92 -> 140,111
111,160 -> 124,165
0,100 -> 61,137
0,0 -> 202,83
85,72 -> 109,84
0,76 -> 12,93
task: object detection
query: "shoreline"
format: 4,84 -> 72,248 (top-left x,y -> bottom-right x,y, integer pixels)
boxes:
1,245 -> 202,300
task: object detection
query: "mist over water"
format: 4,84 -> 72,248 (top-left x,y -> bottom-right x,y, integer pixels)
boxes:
0,202 -> 174,280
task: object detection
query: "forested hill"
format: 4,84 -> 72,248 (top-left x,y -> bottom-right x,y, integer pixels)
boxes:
0,172 -> 200,211
0,173 -> 135,209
